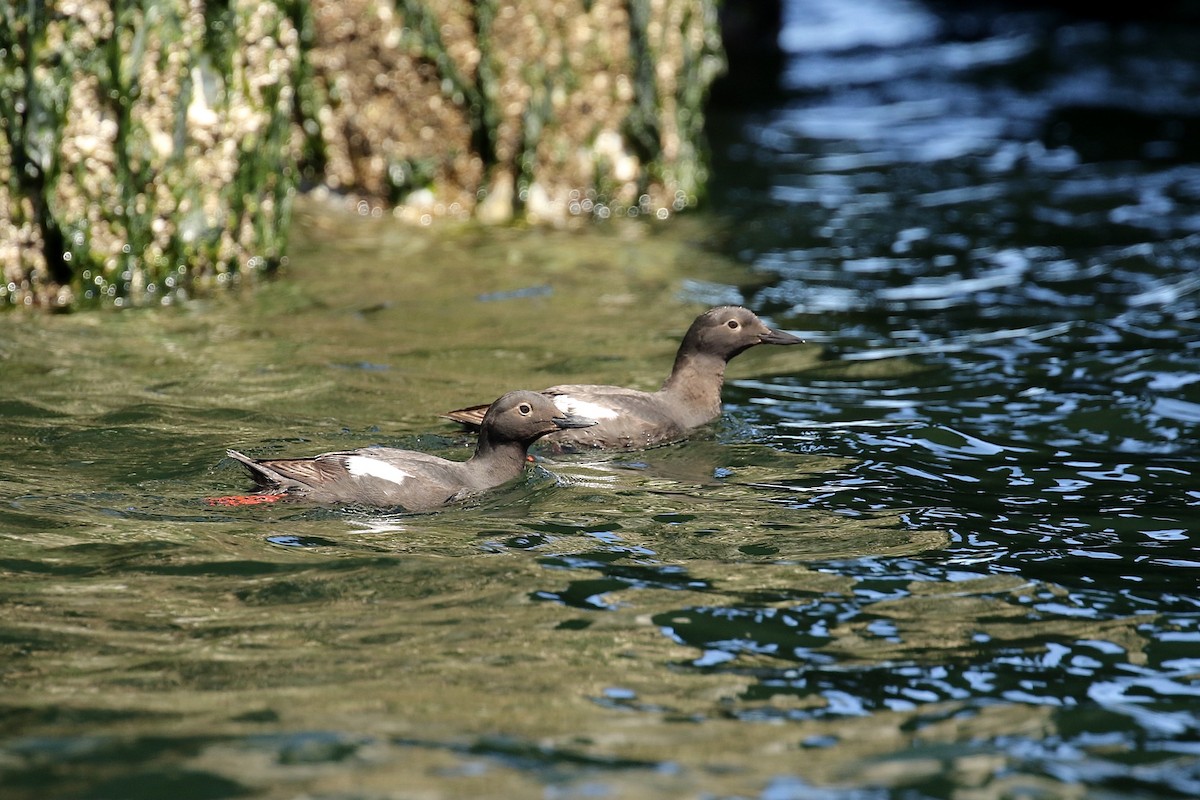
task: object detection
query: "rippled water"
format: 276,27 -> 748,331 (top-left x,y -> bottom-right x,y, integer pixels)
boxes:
4,2 -> 1200,798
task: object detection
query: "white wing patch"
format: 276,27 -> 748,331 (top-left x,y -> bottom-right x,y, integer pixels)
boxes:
553,395 -> 620,420
346,456 -> 411,485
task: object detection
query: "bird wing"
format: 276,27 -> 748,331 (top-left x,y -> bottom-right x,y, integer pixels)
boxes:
227,448 -> 360,489
538,386 -> 687,450
228,447 -> 476,509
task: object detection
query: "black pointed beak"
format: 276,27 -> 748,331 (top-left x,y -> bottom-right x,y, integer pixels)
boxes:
759,327 -> 805,345
553,413 -> 597,429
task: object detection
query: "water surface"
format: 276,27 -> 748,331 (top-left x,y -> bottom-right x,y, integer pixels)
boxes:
3,2 -> 1200,798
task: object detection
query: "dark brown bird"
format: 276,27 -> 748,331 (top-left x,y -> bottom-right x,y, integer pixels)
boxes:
226,391 -> 594,509
443,306 -> 803,451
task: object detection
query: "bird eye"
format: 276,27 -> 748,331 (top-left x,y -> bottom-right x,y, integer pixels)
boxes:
727,320 -> 740,329
518,403 -> 532,415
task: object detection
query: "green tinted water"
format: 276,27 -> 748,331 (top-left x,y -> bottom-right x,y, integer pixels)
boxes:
4,202 -> 922,798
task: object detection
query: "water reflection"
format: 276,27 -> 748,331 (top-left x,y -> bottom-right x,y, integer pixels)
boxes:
701,0 -> 1200,794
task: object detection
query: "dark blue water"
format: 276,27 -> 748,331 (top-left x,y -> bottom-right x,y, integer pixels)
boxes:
2,2 -> 1199,798
687,1 -> 1200,794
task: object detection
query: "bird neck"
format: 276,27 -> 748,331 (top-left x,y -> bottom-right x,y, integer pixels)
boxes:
471,433 -> 532,484
659,349 -> 727,425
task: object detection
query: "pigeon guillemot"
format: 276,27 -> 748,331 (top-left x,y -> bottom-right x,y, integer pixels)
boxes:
225,391 -> 595,509
443,306 -> 803,451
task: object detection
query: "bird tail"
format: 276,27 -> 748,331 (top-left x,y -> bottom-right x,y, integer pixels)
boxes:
440,404 -> 489,431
